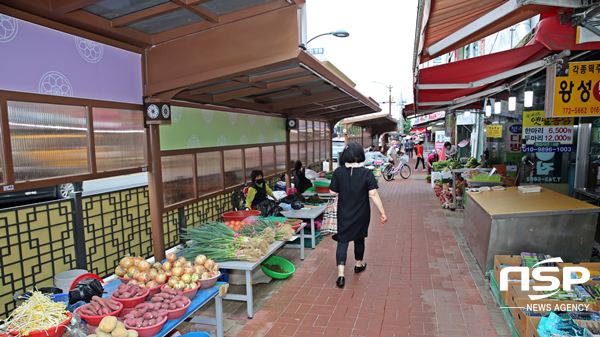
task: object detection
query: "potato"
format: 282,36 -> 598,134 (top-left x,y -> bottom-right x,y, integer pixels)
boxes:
87,335 -> 97,337
111,326 -> 128,337
99,316 -> 118,333
95,328 -> 112,337
127,331 -> 138,337
116,322 -> 126,331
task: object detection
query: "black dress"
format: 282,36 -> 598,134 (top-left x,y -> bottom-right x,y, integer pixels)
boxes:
293,170 -> 313,193
329,166 -> 378,243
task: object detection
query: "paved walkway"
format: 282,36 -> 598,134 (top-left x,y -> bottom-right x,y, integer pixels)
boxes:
236,169 -> 501,337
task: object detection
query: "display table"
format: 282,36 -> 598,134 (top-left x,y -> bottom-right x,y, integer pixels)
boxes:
218,240 -> 289,318
464,187 -> 600,272
102,280 -> 226,337
574,187 -> 600,205
281,204 -> 327,249
284,222 -> 307,260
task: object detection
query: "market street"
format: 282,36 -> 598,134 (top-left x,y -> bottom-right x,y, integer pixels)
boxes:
227,167 -> 504,337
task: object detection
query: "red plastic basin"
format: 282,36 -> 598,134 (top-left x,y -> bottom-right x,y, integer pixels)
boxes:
75,302 -> 123,326
315,186 -> 329,193
125,316 -> 167,337
222,210 -> 260,223
199,273 -> 220,290
9,312 -> 72,337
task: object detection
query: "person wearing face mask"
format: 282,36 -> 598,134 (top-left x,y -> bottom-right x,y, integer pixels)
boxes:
246,170 -> 278,210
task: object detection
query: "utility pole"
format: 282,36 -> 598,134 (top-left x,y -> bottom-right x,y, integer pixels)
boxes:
372,81 -> 393,117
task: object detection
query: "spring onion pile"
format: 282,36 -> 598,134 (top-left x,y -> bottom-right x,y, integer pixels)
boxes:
180,219 -> 295,262
3,291 -> 69,336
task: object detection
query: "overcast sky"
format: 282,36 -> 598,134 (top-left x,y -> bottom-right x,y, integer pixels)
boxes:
306,0 -> 419,119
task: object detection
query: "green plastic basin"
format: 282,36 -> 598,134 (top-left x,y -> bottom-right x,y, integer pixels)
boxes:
260,256 -> 295,279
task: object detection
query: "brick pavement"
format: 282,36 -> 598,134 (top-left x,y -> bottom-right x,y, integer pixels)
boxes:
236,169 -> 500,337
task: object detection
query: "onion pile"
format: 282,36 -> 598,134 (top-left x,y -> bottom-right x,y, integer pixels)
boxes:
163,255 -> 220,291
114,254 -> 168,288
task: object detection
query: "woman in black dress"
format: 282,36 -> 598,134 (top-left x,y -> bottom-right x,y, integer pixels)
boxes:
329,142 -> 387,288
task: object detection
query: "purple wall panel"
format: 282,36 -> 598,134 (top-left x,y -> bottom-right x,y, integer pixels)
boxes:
0,14 -> 142,104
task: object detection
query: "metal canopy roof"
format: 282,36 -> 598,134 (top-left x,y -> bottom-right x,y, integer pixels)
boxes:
341,113 -> 399,135
2,0 -> 303,47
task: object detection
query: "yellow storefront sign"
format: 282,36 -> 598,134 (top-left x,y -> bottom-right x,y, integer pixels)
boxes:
553,61 -> 600,117
487,125 -> 502,138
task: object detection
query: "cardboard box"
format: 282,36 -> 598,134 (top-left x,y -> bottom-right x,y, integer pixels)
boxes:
558,262 -> 600,289
527,315 -> 600,337
507,284 -> 597,337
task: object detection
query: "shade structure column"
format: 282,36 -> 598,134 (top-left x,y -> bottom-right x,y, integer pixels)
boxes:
285,127 -> 291,190
328,122 -> 335,169
148,124 -> 166,262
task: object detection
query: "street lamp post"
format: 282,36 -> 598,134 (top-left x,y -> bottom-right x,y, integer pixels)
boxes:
299,29 -> 350,50
373,81 -> 393,116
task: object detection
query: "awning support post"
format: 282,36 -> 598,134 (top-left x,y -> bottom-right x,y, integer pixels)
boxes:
285,127 -> 291,191
148,124 -> 167,263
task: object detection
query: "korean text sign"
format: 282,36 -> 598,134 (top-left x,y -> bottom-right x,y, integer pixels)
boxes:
553,61 -> 600,116
506,123 -> 522,153
522,111 -> 573,153
486,125 -> 502,138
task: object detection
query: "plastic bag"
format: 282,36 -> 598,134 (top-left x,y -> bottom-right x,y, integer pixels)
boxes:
256,200 -> 283,217
68,278 -> 103,305
291,200 -> 303,210
66,312 -> 90,337
305,169 -> 318,179
537,312 -> 584,337
279,203 -> 292,211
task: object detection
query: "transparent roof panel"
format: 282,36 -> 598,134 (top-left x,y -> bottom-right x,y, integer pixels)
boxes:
83,0 -> 170,20
128,9 -> 204,35
199,0 -> 278,16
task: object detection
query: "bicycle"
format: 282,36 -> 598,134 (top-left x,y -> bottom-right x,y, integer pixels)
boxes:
382,160 -> 411,181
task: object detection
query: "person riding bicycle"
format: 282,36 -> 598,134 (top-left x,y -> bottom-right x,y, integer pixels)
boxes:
386,141 -> 402,169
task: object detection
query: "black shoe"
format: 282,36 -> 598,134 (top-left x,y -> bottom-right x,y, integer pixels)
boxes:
336,276 -> 345,287
354,262 -> 367,273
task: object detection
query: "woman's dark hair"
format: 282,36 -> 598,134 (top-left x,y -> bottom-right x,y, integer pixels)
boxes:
444,141 -> 452,148
294,160 -> 302,171
433,153 -> 439,162
251,170 -> 263,182
340,142 -> 365,166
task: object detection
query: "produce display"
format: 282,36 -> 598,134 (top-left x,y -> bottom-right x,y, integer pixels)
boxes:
306,194 -> 326,204
433,180 -> 464,208
324,171 -> 334,180
78,296 -> 121,316
180,219 -> 295,262
3,291 -> 70,336
145,288 -> 190,311
114,256 -> 168,287
88,317 -> 138,337
224,221 -> 252,231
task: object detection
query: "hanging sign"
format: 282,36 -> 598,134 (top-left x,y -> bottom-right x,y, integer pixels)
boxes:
553,61 -> 600,117
522,111 -> 574,152
505,123 -> 522,153
435,131 -> 450,158
486,125 -> 502,138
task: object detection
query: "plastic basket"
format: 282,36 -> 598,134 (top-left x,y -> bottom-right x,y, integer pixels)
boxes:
472,174 -> 501,182
222,210 -> 261,223
260,256 -> 295,279
313,181 -> 330,187
315,186 -> 329,193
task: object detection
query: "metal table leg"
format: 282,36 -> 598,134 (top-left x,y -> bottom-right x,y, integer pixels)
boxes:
215,293 -> 224,337
245,269 -> 254,318
310,218 -> 315,249
300,227 -> 305,260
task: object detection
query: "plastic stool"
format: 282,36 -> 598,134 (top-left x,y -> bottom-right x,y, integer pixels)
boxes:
286,188 -> 297,195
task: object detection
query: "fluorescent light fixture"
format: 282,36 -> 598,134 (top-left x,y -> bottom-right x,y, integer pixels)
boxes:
494,98 -> 501,114
464,110 -> 471,117
427,126 -> 432,130
508,92 -> 517,111
436,122 -> 444,125
524,83 -> 533,108
485,101 -> 492,116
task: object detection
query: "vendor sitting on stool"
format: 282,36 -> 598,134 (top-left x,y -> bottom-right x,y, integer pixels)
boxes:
293,160 -> 313,194
246,170 -> 278,210
426,152 -> 439,175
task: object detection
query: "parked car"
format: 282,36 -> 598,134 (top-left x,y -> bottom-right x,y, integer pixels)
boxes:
332,140 -> 345,162
0,182 -> 83,206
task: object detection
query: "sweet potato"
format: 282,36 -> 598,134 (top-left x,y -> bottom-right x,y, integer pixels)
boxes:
135,317 -> 143,328
169,303 -> 177,310
91,301 -> 102,312
104,298 -> 121,311
141,321 -> 148,327
99,316 -> 118,333
121,292 -> 132,299
172,295 -> 182,302
143,312 -> 154,320
163,299 -> 170,304
153,303 -> 162,310
135,289 -> 146,297
151,297 -> 163,303
147,318 -> 156,326
125,318 -> 136,327
161,303 -> 169,310
80,309 -> 96,316
162,288 -> 176,296
157,310 -> 168,317
124,313 -> 135,320
135,303 -> 154,309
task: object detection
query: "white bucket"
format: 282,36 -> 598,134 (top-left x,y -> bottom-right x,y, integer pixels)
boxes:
54,269 -> 88,294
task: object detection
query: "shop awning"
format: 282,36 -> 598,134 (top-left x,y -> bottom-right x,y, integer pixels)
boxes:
527,15 -> 600,51
414,0 -> 578,65
341,113 -> 399,135
410,116 -> 445,130
411,43 -> 554,117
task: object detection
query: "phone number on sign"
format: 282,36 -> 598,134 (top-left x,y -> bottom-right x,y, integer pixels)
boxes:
523,146 -> 572,153
562,107 -> 600,115
527,176 -> 561,183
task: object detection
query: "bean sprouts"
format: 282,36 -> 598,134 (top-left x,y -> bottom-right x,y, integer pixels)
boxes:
2,291 -> 69,336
